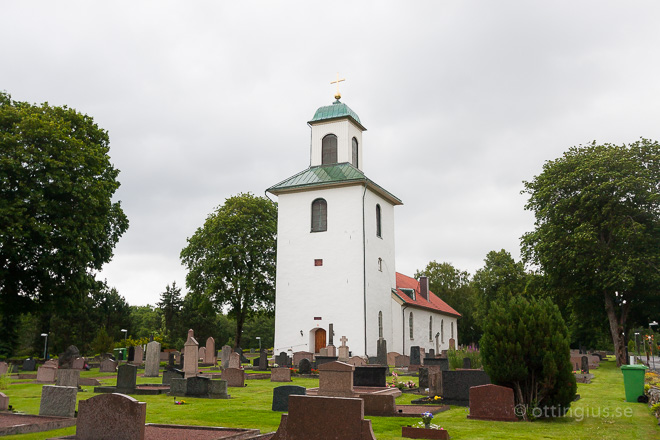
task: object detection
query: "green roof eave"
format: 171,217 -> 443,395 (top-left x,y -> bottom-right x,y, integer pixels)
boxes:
267,163 -> 402,206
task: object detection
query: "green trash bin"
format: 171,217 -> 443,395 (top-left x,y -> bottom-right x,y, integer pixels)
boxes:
621,364 -> 648,402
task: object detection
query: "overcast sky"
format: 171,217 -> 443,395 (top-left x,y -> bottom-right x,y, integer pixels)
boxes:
4,1 -> 659,306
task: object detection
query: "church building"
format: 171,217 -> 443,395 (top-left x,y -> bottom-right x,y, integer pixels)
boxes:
267,87 -> 459,358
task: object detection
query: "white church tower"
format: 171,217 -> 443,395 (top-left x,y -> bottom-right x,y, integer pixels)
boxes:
268,85 -> 402,357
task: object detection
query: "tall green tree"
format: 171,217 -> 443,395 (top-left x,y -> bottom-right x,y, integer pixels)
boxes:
522,139 -> 660,366
157,282 -> 183,345
180,193 -> 277,349
480,296 -> 577,420
0,92 -> 129,356
414,261 -> 481,344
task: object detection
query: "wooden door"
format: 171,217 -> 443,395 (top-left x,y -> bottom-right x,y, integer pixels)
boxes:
315,329 -> 326,353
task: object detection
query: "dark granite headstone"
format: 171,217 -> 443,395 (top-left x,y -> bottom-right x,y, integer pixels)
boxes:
328,324 -> 334,345
22,358 -> 36,371
116,364 -> 137,393
353,365 -> 388,387
236,347 -> 249,364
419,367 -> 429,388
581,356 -> 589,374
162,369 -> 185,385
428,349 -> 435,358
259,349 -> 268,371
186,376 -> 211,395
169,353 -> 175,367
314,356 -> 338,367
253,357 -> 260,367
423,358 -> 449,370
375,338 -> 387,365
58,345 -> 80,369
410,346 -> 421,366
298,358 -> 312,375
179,353 -> 185,369
272,385 -> 306,412
275,352 -> 291,367
128,347 -> 135,362
463,357 -> 472,369
442,369 -> 491,406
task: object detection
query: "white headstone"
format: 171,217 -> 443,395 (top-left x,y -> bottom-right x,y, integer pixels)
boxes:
205,337 -> 216,364
144,341 -> 161,377
228,352 -> 241,369
221,345 -> 232,369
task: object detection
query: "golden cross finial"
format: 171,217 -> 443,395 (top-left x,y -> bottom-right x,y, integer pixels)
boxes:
330,72 -> 345,100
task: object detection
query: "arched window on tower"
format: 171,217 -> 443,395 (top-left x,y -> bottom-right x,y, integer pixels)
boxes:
311,198 -> 327,232
441,319 -> 445,344
429,316 -> 433,341
409,312 -> 414,340
322,134 -> 338,164
376,204 -> 382,238
352,137 -> 359,168
378,311 -> 383,338
451,322 -> 454,339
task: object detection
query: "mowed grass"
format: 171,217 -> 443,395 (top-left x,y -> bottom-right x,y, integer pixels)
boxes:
2,359 -> 659,439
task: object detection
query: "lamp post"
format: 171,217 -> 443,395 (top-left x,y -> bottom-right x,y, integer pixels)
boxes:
650,322 -> 658,369
40,333 -> 48,360
635,332 -> 640,359
256,337 -> 261,352
121,329 -> 128,344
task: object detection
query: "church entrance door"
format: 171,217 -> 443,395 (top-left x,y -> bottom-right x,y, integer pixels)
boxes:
315,328 -> 327,353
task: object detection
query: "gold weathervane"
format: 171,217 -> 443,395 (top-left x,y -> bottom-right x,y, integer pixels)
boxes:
330,73 -> 345,100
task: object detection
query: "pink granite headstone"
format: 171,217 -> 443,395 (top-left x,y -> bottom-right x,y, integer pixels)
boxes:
467,384 -> 518,422
72,357 -> 85,370
183,329 -> 199,378
271,367 -> 292,382
228,352 -> 241,369
318,361 -> 355,397
0,392 -> 8,411
36,365 -> 57,383
204,337 -> 216,364
76,393 -> 146,440
221,367 -> 245,387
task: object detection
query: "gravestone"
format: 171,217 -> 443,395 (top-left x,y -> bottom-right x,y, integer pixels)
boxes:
463,357 -> 472,369
128,347 -> 135,362
292,351 -> 313,366
56,369 -> 80,388
353,365 -> 387,387
326,344 -> 337,357
204,337 -> 216,364
22,358 -> 36,371
99,358 -> 118,373
39,385 -> 77,417
298,358 -> 312,374
581,356 -> 590,374
429,369 -> 442,397
36,365 -> 57,383
221,345 -> 232,369
314,356 -> 338,367
183,329 -> 199,378
375,338 -> 387,365
419,367 -> 430,388
276,352 -> 291,367
253,357 -> 260,367
198,347 -> 206,361
76,393 -> 146,440
338,336 -> 350,362
387,352 -> 400,366
236,347 -> 249,363
221,367 -> 245,387
168,353 -> 175,367
318,361 -> 355,397
179,353 -> 185,369
0,392 -> 8,411
424,357 -> 449,370
428,349 -> 435,358
259,349 -> 268,371
468,384 -> 518,421
228,352 -> 241,369
272,385 -> 307,411
0,362 -> 7,375
410,345 -> 422,368
394,355 -> 410,367
144,340 -> 161,377
162,368 -> 185,385
271,395 -> 376,440
442,369 -> 491,406
58,345 -> 80,369
116,364 -> 138,393
449,338 -> 456,350
348,356 -> 367,367
133,345 -> 144,365
271,367 -> 292,382
329,324 -> 334,345
319,347 -> 328,356
72,357 -> 85,370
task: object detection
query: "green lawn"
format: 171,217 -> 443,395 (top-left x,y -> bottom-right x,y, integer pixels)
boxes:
2,360 -> 659,439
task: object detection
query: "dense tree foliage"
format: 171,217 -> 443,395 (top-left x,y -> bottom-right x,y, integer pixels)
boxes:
522,140 -> 660,366
414,261 -> 481,344
481,296 -> 577,420
181,193 -> 277,349
0,92 -> 129,356
157,282 -> 184,345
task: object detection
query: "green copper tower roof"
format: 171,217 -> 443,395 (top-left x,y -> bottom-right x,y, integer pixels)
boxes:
309,100 -> 366,130
267,163 -> 402,206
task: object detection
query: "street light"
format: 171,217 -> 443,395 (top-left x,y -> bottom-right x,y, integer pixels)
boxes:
650,322 -> 658,370
255,337 -> 261,352
40,333 -> 48,360
635,332 -> 640,359
121,329 -> 128,343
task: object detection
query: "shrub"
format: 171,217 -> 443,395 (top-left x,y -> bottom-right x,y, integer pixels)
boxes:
480,296 -> 577,420
448,347 -> 482,370
0,372 -> 10,390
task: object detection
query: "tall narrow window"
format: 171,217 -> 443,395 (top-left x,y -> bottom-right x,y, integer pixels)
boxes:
441,319 -> 444,344
409,312 -> 414,339
451,322 -> 454,339
429,316 -> 433,341
378,257 -> 382,271
352,137 -> 359,168
378,311 -> 383,338
322,134 -> 337,164
376,204 -> 382,238
311,198 -> 327,232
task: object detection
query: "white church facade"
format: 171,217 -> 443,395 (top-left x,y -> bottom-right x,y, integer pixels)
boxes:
267,94 -> 459,358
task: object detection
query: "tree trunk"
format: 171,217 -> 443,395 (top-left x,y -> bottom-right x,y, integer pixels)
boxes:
604,291 -> 629,367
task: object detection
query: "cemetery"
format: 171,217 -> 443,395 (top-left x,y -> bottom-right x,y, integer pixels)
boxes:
0,345 -> 659,439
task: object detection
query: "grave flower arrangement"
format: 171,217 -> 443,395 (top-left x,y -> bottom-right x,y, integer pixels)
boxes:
421,411 -> 433,427
173,397 -> 186,405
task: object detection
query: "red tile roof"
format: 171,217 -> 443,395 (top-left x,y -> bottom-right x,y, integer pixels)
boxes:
395,272 -> 461,317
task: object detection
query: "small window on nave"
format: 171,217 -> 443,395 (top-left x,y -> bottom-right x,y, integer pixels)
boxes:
376,204 -> 382,238
311,198 -> 327,232
322,134 -> 338,165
